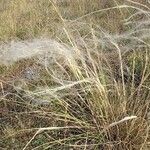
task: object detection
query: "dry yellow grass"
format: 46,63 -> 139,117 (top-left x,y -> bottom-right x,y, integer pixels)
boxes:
0,0 -> 150,149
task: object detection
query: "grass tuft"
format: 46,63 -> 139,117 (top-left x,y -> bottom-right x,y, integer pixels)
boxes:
1,0 -> 150,149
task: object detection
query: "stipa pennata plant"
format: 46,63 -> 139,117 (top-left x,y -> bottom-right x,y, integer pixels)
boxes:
1,0 -> 150,150
13,36 -> 148,149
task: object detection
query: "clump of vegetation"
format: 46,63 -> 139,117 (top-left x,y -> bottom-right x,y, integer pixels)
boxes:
1,0 -> 150,149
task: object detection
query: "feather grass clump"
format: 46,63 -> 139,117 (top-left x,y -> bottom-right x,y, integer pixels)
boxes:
1,0 -> 150,149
